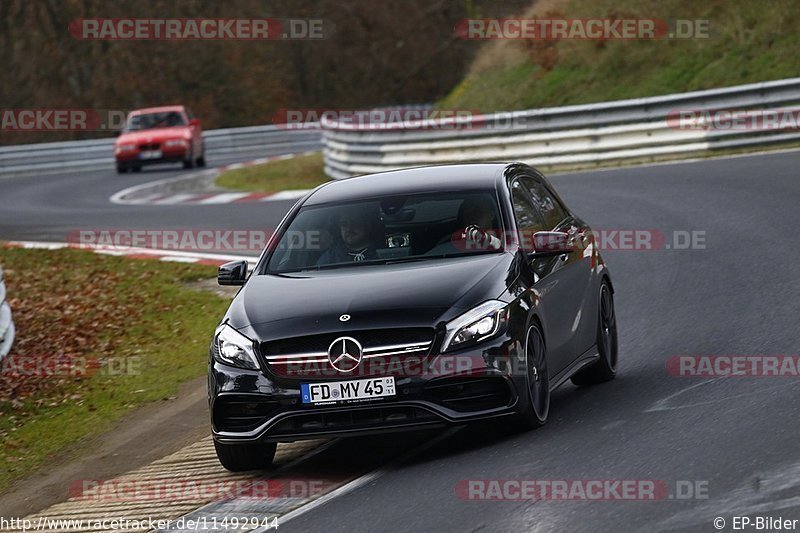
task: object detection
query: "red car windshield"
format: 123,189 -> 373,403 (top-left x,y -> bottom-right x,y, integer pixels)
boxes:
126,111 -> 186,131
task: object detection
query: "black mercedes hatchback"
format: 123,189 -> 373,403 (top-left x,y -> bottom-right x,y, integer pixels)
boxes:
209,163 -> 617,471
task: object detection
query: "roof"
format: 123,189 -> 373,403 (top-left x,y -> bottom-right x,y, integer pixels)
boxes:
304,163 -> 510,205
128,105 -> 186,115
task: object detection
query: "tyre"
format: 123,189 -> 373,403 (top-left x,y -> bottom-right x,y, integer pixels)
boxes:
571,281 -> 618,386
197,144 -> 206,167
513,322 -> 550,430
131,165 -> 141,173
116,164 -> 127,174
213,440 -> 276,472
183,151 -> 194,169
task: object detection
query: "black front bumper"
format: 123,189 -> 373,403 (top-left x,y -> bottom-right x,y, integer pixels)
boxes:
209,335 -> 524,443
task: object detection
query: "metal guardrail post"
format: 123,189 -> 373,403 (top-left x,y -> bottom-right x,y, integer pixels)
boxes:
0,265 -> 15,360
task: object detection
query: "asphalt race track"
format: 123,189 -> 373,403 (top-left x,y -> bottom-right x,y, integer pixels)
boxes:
2,149 -> 799,532
0,145 -> 307,243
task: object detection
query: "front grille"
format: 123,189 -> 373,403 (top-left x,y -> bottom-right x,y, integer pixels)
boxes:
139,142 -> 160,150
214,395 -> 280,432
269,405 -> 441,437
260,328 -> 435,374
424,377 -> 512,412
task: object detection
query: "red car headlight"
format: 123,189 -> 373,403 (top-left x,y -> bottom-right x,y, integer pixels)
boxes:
164,138 -> 189,148
115,143 -> 136,153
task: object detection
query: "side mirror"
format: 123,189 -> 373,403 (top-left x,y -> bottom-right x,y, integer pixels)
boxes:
218,260 -> 248,286
189,118 -> 200,127
529,231 -> 574,257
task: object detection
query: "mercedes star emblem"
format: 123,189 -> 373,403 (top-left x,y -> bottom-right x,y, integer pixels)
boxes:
327,336 -> 363,372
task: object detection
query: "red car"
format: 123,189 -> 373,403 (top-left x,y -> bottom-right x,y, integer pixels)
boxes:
114,105 -> 205,173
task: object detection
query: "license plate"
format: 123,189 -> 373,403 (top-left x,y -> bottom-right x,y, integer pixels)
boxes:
301,377 -> 395,404
139,150 -> 162,159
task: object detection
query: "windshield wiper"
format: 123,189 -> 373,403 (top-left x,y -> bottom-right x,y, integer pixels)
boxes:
289,251 -> 501,273
383,256 -> 432,265
298,259 -> 388,271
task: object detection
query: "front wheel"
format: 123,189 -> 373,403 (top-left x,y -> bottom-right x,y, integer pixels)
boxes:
213,440 -> 276,472
196,143 -> 206,167
512,322 -> 550,430
571,281 -> 618,386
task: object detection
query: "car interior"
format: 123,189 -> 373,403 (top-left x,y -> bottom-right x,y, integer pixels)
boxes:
267,193 -> 503,272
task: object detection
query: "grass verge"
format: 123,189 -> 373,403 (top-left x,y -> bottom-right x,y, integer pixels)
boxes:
215,152 -> 328,193
0,247 -> 229,492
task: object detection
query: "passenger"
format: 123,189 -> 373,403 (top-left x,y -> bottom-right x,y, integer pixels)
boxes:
317,207 -> 383,264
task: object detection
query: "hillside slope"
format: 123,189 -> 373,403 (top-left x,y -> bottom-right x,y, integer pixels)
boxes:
441,0 -> 800,111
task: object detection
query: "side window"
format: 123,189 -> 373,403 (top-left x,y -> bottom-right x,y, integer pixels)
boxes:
519,177 -> 568,229
511,180 -> 546,246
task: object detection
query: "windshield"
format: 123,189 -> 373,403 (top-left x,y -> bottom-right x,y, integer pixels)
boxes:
126,111 -> 186,131
266,191 -> 504,273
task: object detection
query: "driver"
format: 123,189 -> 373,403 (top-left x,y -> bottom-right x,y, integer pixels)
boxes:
165,112 -> 184,127
317,207 -> 382,264
458,196 -> 502,250
424,195 -> 501,255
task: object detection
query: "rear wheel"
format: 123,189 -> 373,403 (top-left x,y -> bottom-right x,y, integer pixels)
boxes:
213,440 -> 276,472
571,281 -> 617,386
513,322 -> 550,430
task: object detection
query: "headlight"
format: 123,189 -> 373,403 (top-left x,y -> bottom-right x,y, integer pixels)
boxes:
164,138 -> 188,148
442,300 -> 508,352
116,143 -> 136,152
213,324 -> 259,370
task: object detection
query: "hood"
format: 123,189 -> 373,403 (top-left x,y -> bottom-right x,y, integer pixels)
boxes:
228,253 -> 515,341
116,127 -> 190,144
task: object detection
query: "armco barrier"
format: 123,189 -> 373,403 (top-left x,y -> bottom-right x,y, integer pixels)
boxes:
321,78 -> 800,179
0,125 -> 322,177
0,265 -> 14,360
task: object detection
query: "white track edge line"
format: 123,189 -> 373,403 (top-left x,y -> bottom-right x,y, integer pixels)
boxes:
256,427 -> 461,531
